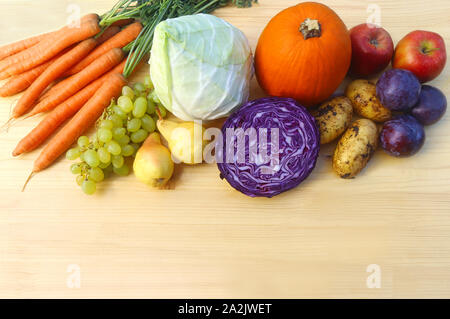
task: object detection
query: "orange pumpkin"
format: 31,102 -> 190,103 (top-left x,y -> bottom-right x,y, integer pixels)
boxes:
255,2 -> 352,107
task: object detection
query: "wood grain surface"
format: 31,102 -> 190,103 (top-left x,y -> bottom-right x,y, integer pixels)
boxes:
0,0 -> 449,298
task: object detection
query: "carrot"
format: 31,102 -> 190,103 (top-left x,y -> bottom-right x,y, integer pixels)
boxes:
0,31 -> 56,61
24,48 -> 124,118
36,25 -> 124,100
65,22 -> 142,76
0,14 -> 98,75
0,61 -> 51,97
0,17 -> 100,79
37,66 -> 77,101
13,60 -> 127,156
96,26 -> 121,44
110,18 -> 135,27
36,79 -> 67,103
0,45 -> 75,97
37,38 -> 121,99
31,73 -> 126,173
12,38 -> 97,117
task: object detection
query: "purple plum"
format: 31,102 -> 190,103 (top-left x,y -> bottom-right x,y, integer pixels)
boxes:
376,69 -> 421,112
411,85 -> 447,125
380,114 -> 425,157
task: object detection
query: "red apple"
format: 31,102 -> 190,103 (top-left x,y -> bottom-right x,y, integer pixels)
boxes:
393,30 -> 447,83
349,23 -> 394,77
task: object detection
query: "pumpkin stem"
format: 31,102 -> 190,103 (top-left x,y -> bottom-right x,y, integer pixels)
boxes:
299,18 -> 321,39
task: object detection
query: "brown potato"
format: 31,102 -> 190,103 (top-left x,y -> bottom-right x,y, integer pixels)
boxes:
312,96 -> 353,144
345,79 -> 391,122
332,119 -> 378,179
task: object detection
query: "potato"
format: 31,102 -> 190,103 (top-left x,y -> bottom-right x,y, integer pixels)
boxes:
345,79 -> 391,122
312,96 -> 353,144
332,119 -> 378,179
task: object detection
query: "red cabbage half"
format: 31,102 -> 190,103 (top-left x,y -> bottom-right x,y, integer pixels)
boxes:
217,97 -> 320,197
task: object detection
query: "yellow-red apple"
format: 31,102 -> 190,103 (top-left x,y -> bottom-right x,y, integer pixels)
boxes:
393,30 -> 446,83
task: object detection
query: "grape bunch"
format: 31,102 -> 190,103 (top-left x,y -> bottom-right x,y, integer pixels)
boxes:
66,76 -> 167,195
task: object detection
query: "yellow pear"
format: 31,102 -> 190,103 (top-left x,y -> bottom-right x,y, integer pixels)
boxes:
157,119 -> 206,164
133,133 -> 174,188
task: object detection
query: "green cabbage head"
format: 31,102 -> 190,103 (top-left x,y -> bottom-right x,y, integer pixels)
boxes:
150,14 -> 253,121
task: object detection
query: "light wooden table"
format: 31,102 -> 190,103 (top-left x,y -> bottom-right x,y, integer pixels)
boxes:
0,0 -> 449,298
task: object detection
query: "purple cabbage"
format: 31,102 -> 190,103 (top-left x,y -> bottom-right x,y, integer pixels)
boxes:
217,97 -> 320,197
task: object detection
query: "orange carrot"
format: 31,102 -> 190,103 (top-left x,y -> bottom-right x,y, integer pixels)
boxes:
24,48 -> 124,118
0,17 -> 100,79
110,18 -> 135,27
0,61 -> 51,97
32,73 -> 126,172
96,26 -> 121,44
36,77 -> 69,103
13,38 -> 97,117
65,22 -> 142,76
0,31 -> 56,61
37,40 -> 121,99
13,60 -> 127,156
0,14 -> 98,75
0,45 -> 75,97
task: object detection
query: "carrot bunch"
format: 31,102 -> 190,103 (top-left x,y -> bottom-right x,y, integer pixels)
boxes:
0,13 -> 142,176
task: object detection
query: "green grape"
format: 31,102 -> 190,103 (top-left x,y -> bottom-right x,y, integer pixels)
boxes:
117,95 -> 133,113
113,127 -> 126,139
99,119 -> 114,130
81,180 -> 96,195
66,147 -> 81,160
103,163 -> 113,173
88,167 -> 104,182
141,115 -> 156,133
70,163 -> 81,175
152,115 -> 159,124
77,136 -> 90,148
146,98 -> 156,114
131,129 -> 148,143
97,128 -> 113,143
130,143 -> 140,153
122,86 -> 135,99
106,140 -> 121,156
144,76 -> 154,90
84,149 -> 100,168
148,91 -> 160,103
113,105 -> 128,120
127,118 -> 141,132
109,114 -> 123,128
134,82 -> 145,93
76,175 -> 84,186
92,138 -> 101,150
79,151 -> 85,162
133,97 -> 147,118
115,134 -> 130,146
121,144 -> 135,157
97,147 -> 111,164
157,105 -> 167,118
113,163 -> 129,176
98,162 -> 110,169
112,155 -> 124,168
